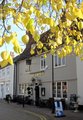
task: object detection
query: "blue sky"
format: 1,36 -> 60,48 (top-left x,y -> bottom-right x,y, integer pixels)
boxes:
0,23 -> 26,60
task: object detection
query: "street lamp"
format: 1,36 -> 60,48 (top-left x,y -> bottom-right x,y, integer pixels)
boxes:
22,88 -> 25,108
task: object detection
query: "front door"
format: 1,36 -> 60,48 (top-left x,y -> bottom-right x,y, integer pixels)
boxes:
35,85 -> 39,106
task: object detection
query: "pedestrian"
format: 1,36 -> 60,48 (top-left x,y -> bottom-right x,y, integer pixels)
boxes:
6,94 -> 11,104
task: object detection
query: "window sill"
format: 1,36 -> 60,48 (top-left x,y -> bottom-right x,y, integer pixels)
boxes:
54,65 -> 66,69
40,65 -> 48,71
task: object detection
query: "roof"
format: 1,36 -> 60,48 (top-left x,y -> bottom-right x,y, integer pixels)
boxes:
15,30 -> 51,63
13,55 -> 20,63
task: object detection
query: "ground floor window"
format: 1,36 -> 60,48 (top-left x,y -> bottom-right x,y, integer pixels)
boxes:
6,83 -> 10,93
19,83 -> 28,94
54,81 -> 67,98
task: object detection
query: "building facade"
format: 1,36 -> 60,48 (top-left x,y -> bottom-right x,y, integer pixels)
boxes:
14,31 -> 83,107
15,53 -> 77,105
0,65 -> 14,99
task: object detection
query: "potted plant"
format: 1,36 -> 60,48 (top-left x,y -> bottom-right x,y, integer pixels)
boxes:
73,95 -> 79,112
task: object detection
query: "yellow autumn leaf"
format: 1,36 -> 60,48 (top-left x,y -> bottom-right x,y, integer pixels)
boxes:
0,38 -> 3,46
66,12 -> 75,21
18,47 -> 22,54
4,34 -> 13,44
62,48 -> 67,57
57,51 -> 63,58
7,55 -> 13,65
22,34 -> 29,44
77,21 -> 83,30
48,18 -> 55,27
33,31 -> 40,42
0,60 -> 8,68
65,36 -> 71,45
57,2 -> 62,11
26,18 -> 34,30
12,37 -> 19,47
30,49 -> 35,55
72,7 -> 83,19
1,51 -> 9,60
29,26 -> 35,35
7,25 -> 11,30
30,6 -> 34,13
66,19 -> 72,27
43,54 -> 47,58
13,45 -> 21,54
37,41 -> 43,49
65,46 -> 72,54
56,37 -> 62,45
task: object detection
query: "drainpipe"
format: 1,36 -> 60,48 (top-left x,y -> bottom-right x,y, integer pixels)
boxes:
52,55 -> 55,113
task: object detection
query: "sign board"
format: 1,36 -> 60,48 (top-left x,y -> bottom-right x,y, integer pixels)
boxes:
54,100 -> 65,117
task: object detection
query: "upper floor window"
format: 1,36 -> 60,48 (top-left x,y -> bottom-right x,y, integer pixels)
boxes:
40,55 -> 46,70
54,55 -> 66,67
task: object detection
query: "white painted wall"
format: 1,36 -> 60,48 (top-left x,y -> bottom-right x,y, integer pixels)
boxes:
0,65 -> 14,99
76,57 -> 83,105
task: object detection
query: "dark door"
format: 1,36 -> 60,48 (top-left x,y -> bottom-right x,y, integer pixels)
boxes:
35,85 -> 39,106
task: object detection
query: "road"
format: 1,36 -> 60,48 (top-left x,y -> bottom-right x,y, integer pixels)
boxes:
0,101 -> 47,120
0,101 -> 83,120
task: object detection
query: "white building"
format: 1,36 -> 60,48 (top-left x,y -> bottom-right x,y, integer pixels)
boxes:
76,57 -> 83,107
0,65 -> 14,99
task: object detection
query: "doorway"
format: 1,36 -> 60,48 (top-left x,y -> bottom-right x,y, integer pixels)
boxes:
35,85 -> 39,106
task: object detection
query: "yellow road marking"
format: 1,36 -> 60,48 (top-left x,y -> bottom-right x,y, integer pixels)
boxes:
24,110 -> 47,120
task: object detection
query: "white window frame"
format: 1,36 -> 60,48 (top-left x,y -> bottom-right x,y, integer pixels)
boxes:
6,83 -> 10,93
19,84 -> 22,94
54,55 -> 66,68
40,55 -> 46,70
54,81 -> 68,98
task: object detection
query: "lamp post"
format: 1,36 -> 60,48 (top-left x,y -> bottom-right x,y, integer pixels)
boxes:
22,88 -> 25,108
52,55 -> 55,113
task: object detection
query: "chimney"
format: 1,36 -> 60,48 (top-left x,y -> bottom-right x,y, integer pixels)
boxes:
10,52 -> 14,58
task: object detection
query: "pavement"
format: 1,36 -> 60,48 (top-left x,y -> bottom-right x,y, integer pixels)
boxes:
23,104 -> 83,120
0,100 -> 83,120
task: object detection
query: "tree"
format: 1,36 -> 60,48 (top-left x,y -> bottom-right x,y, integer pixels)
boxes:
0,0 -> 83,67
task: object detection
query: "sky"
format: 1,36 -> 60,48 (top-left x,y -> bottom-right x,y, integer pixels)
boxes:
0,21 -> 26,60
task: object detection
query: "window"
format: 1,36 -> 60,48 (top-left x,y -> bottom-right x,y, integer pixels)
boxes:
19,84 -> 22,94
57,82 -> 61,97
24,84 -> 28,94
54,55 -> 66,67
41,87 -> 45,96
62,82 -> 67,98
40,55 -> 46,70
54,81 -> 67,98
6,83 -> 10,93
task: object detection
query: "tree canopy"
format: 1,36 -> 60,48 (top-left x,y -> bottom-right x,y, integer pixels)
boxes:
0,0 -> 83,67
